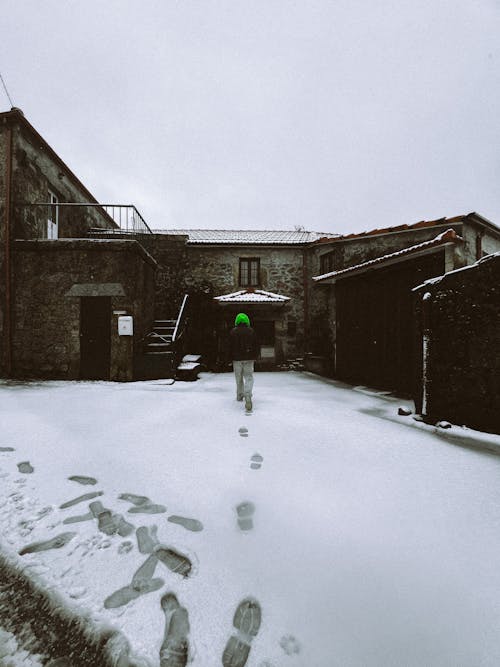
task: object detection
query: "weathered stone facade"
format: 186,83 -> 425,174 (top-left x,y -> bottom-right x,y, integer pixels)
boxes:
12,240 -> 156,381
3,108 -> 500,402
413,253 -> 500,434
88,232 -> 190,318
1,109 -> 117,377
184,244 -> 305,363
306,217 -> 500,385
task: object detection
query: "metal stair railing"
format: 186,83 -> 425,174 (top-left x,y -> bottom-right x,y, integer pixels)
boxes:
172,294 -> 189,344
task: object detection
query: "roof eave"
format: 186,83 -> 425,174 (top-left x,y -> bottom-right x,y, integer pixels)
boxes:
313,242 -> 456,284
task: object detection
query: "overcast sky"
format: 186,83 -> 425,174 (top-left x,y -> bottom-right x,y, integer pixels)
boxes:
2,0 -> 500,234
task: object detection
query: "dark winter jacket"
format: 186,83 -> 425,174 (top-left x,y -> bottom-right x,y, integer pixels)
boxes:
229,324 -> 259,361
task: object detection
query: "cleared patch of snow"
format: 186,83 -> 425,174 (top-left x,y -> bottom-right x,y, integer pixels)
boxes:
1,374 -> 500,666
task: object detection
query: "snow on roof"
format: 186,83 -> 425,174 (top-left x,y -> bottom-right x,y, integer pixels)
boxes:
313,229 -> 462,283
413,249 -> 500,291
153,229 -> 330,244
214,289 -> 290,303
311,212 -> 494,245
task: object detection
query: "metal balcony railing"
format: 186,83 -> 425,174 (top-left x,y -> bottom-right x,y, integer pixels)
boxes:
14,202 -> 152,238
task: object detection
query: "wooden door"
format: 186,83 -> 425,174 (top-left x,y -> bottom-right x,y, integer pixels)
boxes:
80,297 -> 111,379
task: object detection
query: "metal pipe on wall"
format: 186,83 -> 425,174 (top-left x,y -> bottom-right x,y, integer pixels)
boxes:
3,124 -> 13,376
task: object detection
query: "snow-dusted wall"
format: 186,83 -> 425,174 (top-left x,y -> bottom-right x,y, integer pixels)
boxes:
414,252 -> 500,434
11,239 -> 156,381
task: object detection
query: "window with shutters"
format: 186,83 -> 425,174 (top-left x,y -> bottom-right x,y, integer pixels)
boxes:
239,258 -> 260,287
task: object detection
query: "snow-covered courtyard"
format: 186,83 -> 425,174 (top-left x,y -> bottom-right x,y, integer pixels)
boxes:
1,372 -> 500,667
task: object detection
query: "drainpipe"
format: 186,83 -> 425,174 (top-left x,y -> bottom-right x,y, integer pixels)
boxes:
3,123 -> 13,376
421,291 -> 432,416
302,248 -> 309,354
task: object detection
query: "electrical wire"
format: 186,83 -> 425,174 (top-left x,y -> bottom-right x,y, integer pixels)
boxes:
0,72 -> 14,107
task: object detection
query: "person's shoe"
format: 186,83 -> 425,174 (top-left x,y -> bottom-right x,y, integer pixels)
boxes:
237,395 -> 243,402
245,397 -> 252,412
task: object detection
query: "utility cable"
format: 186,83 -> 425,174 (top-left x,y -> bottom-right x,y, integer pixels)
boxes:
0,71 -> 14,107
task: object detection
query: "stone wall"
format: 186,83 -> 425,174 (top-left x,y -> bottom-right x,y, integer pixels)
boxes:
414,252 -> 500,434
87,232 -> 189,319
12,239 -> 156,380
305,219 -> 500,376
1,110 -> 117,377
185,244 -> 306,358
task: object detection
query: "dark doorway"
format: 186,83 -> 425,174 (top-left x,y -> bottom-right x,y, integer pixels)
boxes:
335,251 -> 445,395
254,320 -> 275,347
80,297 -> 111,379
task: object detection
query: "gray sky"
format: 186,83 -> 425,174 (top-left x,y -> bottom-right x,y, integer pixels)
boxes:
2,0 -> 500,234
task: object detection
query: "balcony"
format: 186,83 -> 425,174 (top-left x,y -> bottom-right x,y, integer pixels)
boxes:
13,203 -> 152,240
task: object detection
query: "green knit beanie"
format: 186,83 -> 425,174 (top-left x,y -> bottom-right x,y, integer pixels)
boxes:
235,313 -> 250,326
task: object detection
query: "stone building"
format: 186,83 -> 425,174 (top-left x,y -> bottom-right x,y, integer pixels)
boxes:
308,214 -> 500,394
154,229 -> 325,368
1,107 -> 156,381
2,107 -> 500,405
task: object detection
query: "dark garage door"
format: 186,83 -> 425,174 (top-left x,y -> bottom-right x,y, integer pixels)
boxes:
335,251 -> 444,395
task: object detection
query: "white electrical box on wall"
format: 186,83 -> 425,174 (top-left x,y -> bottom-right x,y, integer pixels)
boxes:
118,315 -> 133,336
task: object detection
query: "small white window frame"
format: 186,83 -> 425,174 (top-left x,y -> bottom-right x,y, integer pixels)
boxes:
47,190 -> 59,239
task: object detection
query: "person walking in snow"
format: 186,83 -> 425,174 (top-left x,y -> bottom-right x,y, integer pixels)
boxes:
229,313 -> 259,412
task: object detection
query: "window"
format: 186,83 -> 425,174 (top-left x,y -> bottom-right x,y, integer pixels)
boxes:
239,258 -> 260,287
320,251 -> 334,275
47,190 -> 59,239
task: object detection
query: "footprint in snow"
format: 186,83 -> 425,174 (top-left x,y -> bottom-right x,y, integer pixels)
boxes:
68,475 -> 97,486
160,592 -> 190,667
279,635 -> 301,655
104,554 -> 163,609
89,501 -> 135,536
222,598 -> 262,667
119,492 -> 150,506
236,502 -> 255,531
118,540 -> 133,555
129,503 -> 166,515
0,447 -> 15,452
136,525 -> 159,554
19,531 -> 77,556
17,461 -> 34,474
168,515 -> 204,532
104,576 -> 164,609
238,427 -> 249,437
155,546 -> 192,578
250,454 -> 263,470
63,511 -> 94,525
59,491 -> 103,509
119,492 -> 167,514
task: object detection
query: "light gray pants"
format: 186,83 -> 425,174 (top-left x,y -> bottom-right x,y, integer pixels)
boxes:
233,360 -> 254,399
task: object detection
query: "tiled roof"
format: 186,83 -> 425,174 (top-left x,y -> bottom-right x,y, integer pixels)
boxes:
214,289 -> 290,303
313,214 -> 473,244
154,229 -> 330,244
313,229 -> 462,282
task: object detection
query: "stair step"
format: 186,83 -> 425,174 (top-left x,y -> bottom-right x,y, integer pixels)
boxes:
155,319 -> 176,325
177,361 -> 201,371
182,354 -> 201,362
152,331 -> 174,338
154,327 -> 175,333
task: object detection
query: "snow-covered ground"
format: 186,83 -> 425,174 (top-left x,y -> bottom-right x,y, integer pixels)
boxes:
1,372 -> 500,667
